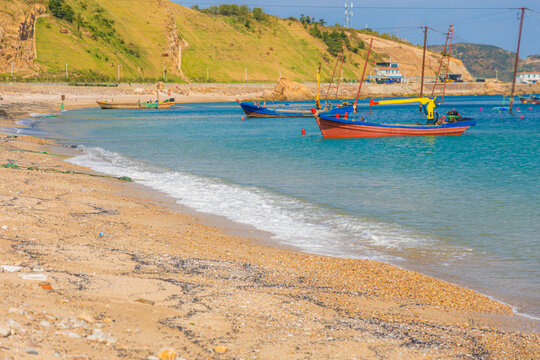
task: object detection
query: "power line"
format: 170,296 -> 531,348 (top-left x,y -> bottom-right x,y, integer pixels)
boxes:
171,2 -> 528,10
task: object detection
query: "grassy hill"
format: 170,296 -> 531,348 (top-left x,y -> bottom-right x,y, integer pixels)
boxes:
27,0 -> 376,82
1,0 -> 472,83
429,43 -> 539,82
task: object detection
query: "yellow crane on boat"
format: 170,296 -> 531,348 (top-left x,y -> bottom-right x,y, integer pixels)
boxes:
370,97 -> 438,122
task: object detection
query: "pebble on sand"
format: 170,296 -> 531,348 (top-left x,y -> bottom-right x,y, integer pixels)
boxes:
213,346 -> 229,354
24,347 -> 39,355
0,324 -> 11,337
158,349 -> 177,360
135,298 -> 155,305
77,312 -> 96,323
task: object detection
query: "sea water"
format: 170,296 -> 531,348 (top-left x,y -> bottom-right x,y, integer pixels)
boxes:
34,95 -> 539,319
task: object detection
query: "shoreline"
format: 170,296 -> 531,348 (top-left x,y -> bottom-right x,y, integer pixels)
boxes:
48,140 -> 540,323
25,96 -> 540,322
4,94 -> 540,314
1,94 -> 539,359
3,91 -> 540,316
15,130 -> 540,323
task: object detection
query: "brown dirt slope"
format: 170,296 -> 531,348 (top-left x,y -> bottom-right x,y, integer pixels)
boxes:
0,0 -> 46,76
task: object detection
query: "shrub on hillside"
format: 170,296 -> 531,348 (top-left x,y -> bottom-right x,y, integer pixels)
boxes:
252,8 -> 267,21
48,0 -> 74,22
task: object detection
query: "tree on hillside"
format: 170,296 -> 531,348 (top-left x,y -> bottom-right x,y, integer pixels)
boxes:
252,8 -> 267,21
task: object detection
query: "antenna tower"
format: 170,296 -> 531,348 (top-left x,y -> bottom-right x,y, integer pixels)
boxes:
345,1 -> 354,28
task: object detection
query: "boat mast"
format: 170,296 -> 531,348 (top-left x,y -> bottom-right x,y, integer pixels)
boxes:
353,38 -> 373,111
509,7 -> 527,113
316,63 -> 322,109
334,46 -> 346,105
440,25 -> 454,104
431,24 -> 453,102
420,26 -> 428,98
324,46 -> 345,109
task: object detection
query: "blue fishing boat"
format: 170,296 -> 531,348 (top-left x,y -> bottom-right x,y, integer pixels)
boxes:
237,53 -> 346,118
237,100 -> 313,118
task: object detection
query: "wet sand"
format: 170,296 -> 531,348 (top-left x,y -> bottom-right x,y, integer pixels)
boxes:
0,90 -> 539,359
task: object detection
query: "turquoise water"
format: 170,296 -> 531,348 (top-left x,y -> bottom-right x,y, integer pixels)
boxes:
35,95 -> 539,318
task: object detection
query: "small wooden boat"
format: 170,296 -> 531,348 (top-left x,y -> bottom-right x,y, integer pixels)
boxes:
519,95 -> 540,104
97,98 -> 176,110
312,97 -> 475,138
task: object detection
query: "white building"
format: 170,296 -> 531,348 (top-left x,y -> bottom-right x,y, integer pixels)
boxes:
516,72 -> 540,84
372,61 -> 405,84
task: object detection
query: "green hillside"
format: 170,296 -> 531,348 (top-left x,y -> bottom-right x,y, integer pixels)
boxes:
429,43 -> 538,81
30,0 -> 376,82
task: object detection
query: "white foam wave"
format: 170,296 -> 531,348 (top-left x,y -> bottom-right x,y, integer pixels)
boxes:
68,146 -> 435,260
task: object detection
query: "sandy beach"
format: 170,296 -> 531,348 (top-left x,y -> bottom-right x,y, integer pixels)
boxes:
0,87 -> 539,359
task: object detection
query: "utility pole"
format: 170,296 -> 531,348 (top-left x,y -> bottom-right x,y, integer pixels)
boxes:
206,66 -> 209,81
509,7 -> 527,113
496,70 -> 498,80
163,67 -> 167,83
65,63 -> 68,79
420,26 -> 428,98
10,62 -> 14,78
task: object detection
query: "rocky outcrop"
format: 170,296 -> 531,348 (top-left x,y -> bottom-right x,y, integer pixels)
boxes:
158,0 -> 190,82
0,2 -> 46,74
164,5 -> 189,82
261,78 -> 314,101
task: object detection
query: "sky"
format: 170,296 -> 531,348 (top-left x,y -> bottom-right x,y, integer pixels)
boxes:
173,0 -> 540,57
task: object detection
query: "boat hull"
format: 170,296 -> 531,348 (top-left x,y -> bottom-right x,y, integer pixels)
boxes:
315,115 -> 475,138
239,102 -> 312,118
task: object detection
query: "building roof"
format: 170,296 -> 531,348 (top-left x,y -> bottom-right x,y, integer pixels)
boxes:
517,72 -> 540,75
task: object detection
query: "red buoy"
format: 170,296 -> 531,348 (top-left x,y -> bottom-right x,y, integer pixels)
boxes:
529,107 -> 533,110
520,115 -> 525,119
301,128 -> 306,136
241,116 -> 245,121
